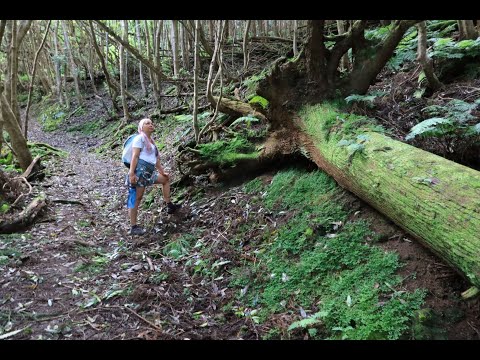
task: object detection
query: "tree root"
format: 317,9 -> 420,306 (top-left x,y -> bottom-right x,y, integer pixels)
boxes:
0,195 -> 47,233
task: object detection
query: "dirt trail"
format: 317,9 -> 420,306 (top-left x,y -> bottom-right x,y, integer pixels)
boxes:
0,119 -> 137,339
0,116 -> 252,340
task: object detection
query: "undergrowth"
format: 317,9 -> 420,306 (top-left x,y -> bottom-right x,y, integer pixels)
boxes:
231,169 -> 426,339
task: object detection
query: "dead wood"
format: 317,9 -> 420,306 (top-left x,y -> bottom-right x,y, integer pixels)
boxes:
0,195 -> 47,233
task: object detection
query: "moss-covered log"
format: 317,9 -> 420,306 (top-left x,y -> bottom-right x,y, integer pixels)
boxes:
211,96 -> 266,121
297,104 -> 480,288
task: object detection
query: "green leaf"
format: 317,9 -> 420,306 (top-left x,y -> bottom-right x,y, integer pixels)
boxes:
346,143 -> 365,155
337,139 -> 354,147
471,123 -> 480,134
288,311 -> 328,331
230,116 -> 259,128
248,95 -> 269,109
405,118 -> 452,140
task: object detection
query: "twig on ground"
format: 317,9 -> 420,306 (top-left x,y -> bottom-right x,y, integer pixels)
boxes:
52,199 -> 85,205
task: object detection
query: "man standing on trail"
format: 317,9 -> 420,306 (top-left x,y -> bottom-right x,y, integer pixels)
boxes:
126,118 -> 180,235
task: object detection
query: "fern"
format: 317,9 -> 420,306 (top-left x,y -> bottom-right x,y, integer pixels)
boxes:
422,99 -> 477,123
229,116 -> 260,128
431,37 -> 480,60
288,311 -> 328,331
387,27 -> 418,71
345,94 -> 377,108
405,117 -> 453,140
471,123 -> 480,134
347,143 -> 365,156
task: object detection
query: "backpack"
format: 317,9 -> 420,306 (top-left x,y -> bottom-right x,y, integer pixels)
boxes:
121,134 -> 159,168
121,134 -> 138,168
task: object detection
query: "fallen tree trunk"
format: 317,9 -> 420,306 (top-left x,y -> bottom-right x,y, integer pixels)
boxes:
211,95 -> 266,121
296,104 -> 480,288
0,194 -> 47,233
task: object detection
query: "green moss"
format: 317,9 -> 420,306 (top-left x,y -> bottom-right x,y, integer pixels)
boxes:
197,136 -> 259,166
39,103 -> 68,132
67,118 -> 104,134
230,169 -> 426,339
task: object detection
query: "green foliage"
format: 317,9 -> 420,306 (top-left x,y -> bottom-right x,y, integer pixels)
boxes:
264,169 -> 337,211
149,272 -> 169,284
27,143 -> 67,160
426,20 -> 457,36
230,116 -> 259,128
406,99 -> 479,141
405,118 -> 453,140
288,311 -> 328,331
410,308 -> 449,340
67,118 -> 104,134
345,94 -> 377,108
0,203 -> 10,214
0,152 -> 13,166
163,234 -> 196,260
431,37 -> 480,60
175,114 -> 193,123
365,24 -> 395,42
230,169 -> 426,339
248,96 -> 269,110
39,103 -> 68,132
387,27 -> 418,71
243,70 -> 268,98
74,254 -> 110,274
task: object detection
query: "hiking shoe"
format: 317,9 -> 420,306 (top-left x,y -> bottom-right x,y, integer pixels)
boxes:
166,202 -> 181,214
129,225 -> 146,236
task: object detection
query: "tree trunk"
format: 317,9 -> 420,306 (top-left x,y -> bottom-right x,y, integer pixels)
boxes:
346,20 -> 420,95
193,20 -> 200,142
180,23 -> 189,71
0,195 -> 47,234
336,20 -> 350,71
458,20 -> 478,40
135,20 -> 148,97
0,20 -> 6,48
62,20 -> 83,106
416,21 -> 443,91
119,20 -> 130,121
144,20 -> 160,108
94,20 -> 167,81
171,20 -> 180,77
0,90 -> 33,171
305,20 -> 328,86
293,20 -> 298,57
24,20 -> 51,139
88,20 -> 120,113
297,104 -> 480,288
52,21 -> 64,105
242,20 -> 251,71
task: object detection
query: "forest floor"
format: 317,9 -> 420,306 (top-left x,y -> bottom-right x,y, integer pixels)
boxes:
1,86 -> 480,340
